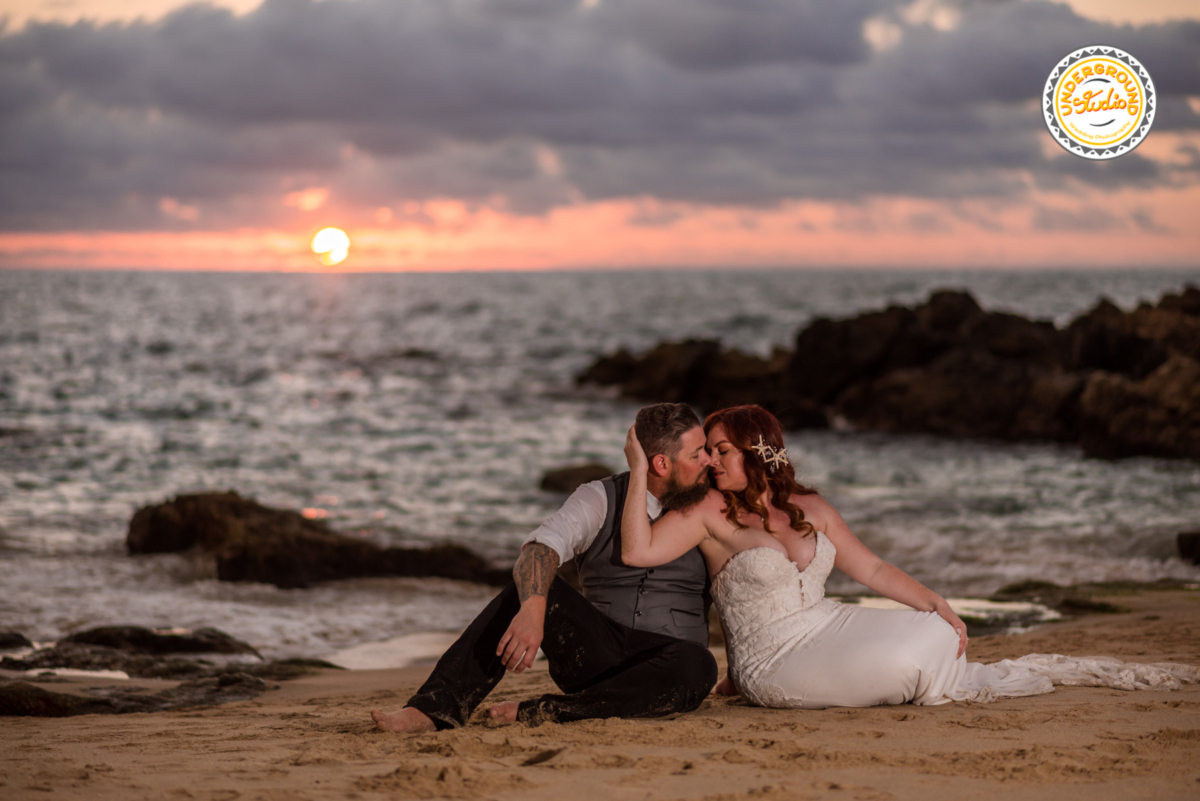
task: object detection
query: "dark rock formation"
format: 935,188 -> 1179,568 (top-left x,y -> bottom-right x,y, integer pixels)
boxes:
0,681 -> 124,716
4,642 -> 217,679
836,349 -> 1081,442
1063,299 -> 1169,378
1078,355 -> 1200,459
0,631 -> 33,650
1178,531 -> 1200,565
1,624 -> 344,682
578,285 -> 1200,460
0,673 -> 270,717
0,622 -> 346,717
577,340 -> 720,403
989,580 -> 1126,615
128,492 -> 512,589
63,626 -> 259,658
786,305 -> 938,405
579,340 -> 826,430
539,464 -> 613,493
250,658 -> 346,680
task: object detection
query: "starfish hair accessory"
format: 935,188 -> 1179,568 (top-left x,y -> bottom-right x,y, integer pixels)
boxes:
749,435 -> 790,473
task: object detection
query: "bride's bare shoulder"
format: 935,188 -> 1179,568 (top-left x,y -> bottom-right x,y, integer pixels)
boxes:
789,492 -> 839,525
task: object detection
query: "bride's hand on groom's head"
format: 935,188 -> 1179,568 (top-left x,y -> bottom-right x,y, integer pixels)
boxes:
624,425 -> 649,472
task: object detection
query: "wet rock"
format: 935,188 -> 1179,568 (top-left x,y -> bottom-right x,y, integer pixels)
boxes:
785,306 -> 927,405
1158,285 -> 1200,317
1064,300 -> 1169,378
693,347 -> 803,421
152,672 -> 269,708
990,580 -> 1126,615
578,341 -> 826,429
1,639 -> 340,682
581,339 -> 721,403
63,626 -> 260,658
0,673 -> 270,717
963,312 -> 1061,366
1125,298 -> 1200,361
576,348 -> 641,388
1178,532 -> 1200,565
0,681 -> 123,716
540,464 -> 613,494
1009,371 -> 1086,442
1079,355 -> 1200,460
913,289 -> 985,335
241,658 -> 344,681
0,631 -> 33,650
215,536 -> 512,589
577,285 -> 1200,460
128,492 -> 512,589
835,349 -> 1080,442
2,642 -> 214,679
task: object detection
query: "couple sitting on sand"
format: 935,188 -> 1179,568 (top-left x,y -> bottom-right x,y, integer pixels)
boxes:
373,403 -> 1198,733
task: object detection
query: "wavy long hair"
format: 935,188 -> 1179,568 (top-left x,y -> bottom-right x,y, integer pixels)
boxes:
704,405 -> 818,536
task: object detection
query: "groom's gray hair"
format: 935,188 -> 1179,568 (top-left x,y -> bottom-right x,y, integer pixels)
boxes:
635,403 -> 703,460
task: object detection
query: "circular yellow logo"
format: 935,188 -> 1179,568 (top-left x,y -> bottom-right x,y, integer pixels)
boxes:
1043,46 -> 1155,159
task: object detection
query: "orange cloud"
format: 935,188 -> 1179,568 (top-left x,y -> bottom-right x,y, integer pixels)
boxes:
2,182 -> 1197,272
282,187 -> 330,212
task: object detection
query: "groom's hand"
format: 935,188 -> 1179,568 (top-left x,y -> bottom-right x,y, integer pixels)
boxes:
497,597 -> 545,673
500,542 -> 558,673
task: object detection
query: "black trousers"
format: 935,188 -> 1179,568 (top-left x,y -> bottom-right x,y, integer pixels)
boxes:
405,577 -> 718,728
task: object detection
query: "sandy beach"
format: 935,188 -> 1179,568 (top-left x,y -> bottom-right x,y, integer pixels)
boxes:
3,587 -> 1199,801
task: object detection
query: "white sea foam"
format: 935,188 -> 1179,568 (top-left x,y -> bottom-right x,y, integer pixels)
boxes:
324,632 -> 463,670
25,668 -> 131,680
846,597 -> 1062,622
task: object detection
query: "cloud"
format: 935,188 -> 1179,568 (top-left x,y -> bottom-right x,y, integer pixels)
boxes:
0,0 -> 1198,231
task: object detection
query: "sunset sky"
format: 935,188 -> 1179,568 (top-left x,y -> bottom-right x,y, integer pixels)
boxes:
1,0 -> 1198,271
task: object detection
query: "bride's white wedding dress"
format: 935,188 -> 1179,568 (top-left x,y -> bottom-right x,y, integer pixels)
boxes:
712,532 -> 1199,708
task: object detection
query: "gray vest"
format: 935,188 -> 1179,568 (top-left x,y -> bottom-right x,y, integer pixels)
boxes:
576,472 -> 710,646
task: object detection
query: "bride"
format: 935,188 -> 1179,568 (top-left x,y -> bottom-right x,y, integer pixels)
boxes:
621,404 -> 1198,708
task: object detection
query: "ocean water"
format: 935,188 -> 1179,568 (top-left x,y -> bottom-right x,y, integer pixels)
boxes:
1,268 -> 1198,660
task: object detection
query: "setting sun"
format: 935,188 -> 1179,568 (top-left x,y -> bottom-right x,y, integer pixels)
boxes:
311,227 -> 350,266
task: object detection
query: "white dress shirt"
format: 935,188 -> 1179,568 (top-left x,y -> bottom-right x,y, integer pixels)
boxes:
523,480 -> 663,566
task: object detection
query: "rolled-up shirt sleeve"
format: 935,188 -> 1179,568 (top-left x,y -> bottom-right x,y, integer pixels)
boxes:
523,481 -> 608,566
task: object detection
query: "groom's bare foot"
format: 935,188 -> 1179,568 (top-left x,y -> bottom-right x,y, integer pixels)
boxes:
487,701 -> 519,725
371,706 -> 436,733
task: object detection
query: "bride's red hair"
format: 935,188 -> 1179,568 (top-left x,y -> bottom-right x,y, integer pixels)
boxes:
703,405 -> 818,536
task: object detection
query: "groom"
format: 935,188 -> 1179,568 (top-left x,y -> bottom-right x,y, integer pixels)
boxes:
372,402 -> 719,731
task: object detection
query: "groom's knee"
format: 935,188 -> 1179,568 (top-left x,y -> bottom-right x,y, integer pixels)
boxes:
665,641 -> 719,711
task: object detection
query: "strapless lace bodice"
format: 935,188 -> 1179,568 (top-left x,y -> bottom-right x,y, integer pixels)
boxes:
711,532 -> 837,705
712,532 -> 834,613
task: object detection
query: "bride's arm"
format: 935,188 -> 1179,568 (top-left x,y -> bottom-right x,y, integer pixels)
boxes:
621,425 -> 709,567
713,612 -> 740,696
812,495 -> 969,658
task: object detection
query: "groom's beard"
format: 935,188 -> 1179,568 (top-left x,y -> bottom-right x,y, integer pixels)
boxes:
658,468 -> 711,513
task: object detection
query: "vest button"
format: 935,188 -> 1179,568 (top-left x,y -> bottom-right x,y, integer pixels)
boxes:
648,569 -> 655,574
634,611 -> 642,617
639,588 -> 645,595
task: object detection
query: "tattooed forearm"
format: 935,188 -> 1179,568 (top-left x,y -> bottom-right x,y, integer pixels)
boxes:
514,542 -> 560,603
